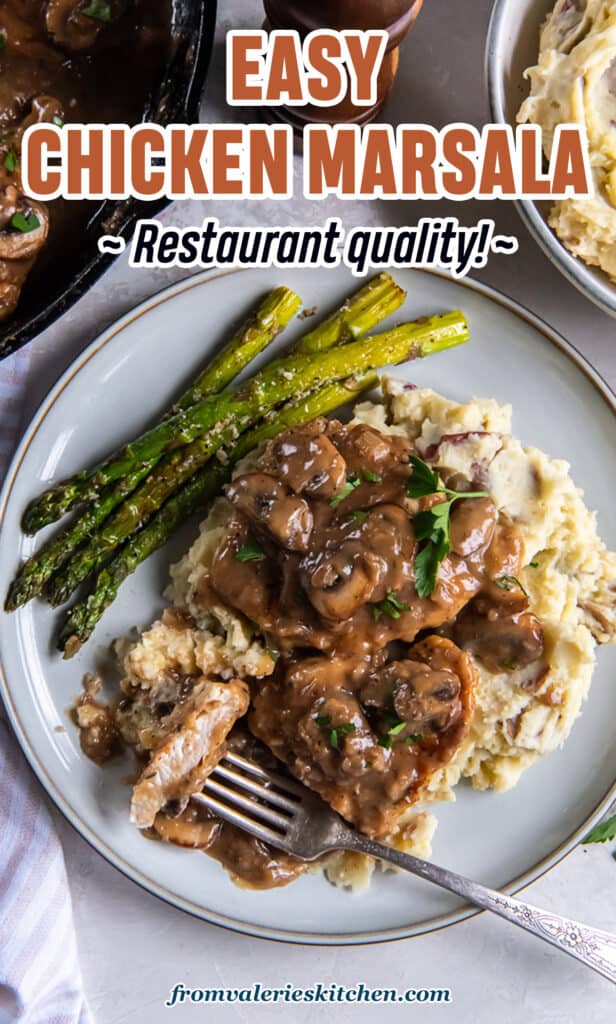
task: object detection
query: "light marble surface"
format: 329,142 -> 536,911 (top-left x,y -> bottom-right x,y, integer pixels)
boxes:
12,0 -> 616,1020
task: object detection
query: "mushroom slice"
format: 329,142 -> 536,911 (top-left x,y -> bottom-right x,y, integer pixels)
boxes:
130,678 -> 250,830
302,504 -> 416,621
45,0 -> 124,51
152,805 -> 222,850
452,595 -> 545,673
225,473 -> 313,552
263,418 -> 347,500
210,517 -> 278,625
449,496 -> 497,558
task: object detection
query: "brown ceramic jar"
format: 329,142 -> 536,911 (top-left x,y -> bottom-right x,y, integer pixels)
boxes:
263,0 -> 424,132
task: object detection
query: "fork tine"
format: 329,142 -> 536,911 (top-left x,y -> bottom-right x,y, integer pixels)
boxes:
204,777 -> 293,831
224,752 -> 306,798
213,763 -> 299,813
191,791 -> 290,849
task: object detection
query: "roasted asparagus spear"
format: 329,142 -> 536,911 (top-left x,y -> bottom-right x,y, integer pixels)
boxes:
46,313 -> 468,605
7,275 -> 404,608
24,312 -> 468,534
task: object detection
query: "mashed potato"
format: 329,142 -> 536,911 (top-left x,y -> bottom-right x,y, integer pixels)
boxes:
517,0 -> 616,281
114,381 -> 615,889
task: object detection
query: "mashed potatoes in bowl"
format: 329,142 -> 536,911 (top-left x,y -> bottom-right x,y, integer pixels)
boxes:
77,378 -> 616,893
517,0 -> 616,282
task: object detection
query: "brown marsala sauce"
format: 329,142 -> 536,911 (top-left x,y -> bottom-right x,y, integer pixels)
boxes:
158,418 -> 545,886
0,0 -> 170,320
152,731 -> 308,890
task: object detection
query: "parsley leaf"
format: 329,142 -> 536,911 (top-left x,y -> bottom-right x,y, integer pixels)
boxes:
362,469 -> 382,483
329,722 -> 355,749
235,539 -> 265,563
407,455 -> 441,498
82,1 -> 112,21
11,211 -> 39,233
405,734 -> 423,745
330,475 -> 360,507
494,575 -> 528,597
528,561 -> 539,569
415,528 -> 450,599
373,591 -> 411,622
406,455 -> 488,598
346,509 -> 369,525
378,734 -> 393,749
583,813 -> 616,845
314,714 -> 332,726
388,720 -> 406,737
4,148 -> 16,173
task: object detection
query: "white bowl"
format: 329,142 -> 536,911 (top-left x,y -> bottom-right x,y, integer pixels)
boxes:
486,0 -> 616,318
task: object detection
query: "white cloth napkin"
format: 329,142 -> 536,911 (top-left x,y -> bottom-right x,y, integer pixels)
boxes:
0,348 -> 91,1024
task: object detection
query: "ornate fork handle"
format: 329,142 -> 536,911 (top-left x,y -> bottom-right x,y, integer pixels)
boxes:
350,834 -> 616,984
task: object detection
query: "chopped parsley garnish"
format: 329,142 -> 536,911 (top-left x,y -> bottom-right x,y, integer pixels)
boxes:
346,509 -> 369,525
380,717 -> 420,746
583,813 -> 616,845
266,646 -> 280,663
502,659 -> 517,671
494,575 -> 528,597
11,211 -> 39,233
52,115 -> 64,128
82,0 -> 112,21
314,714 -> 355,750
405,734 -> 423,746
362,469 -> 382,483
330,475 -> 360,507
235,539 -> 265,563
4,148 -> 16,173
407,455 -> 488,599
372,591 -> 411,622
329,722 -> 355,749
528,561 -> 539,569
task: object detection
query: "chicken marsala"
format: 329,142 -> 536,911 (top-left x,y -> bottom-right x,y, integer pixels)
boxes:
78,380 -> 616,893
210,418 -> 543,668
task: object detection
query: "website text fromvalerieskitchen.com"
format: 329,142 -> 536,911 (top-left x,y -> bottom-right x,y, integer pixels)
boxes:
164,982 -> 453,1007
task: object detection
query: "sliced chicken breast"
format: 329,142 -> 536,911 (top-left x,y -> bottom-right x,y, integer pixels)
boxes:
130,677 -> 249,829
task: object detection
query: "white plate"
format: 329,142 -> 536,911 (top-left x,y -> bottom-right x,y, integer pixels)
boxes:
1,267 -> 615,945
486,0 -> 616,318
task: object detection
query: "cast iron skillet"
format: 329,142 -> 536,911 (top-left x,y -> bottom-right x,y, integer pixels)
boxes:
0,0 -> 217,362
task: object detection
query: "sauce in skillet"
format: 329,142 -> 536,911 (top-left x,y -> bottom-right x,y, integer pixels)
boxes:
0,0 -> 170,319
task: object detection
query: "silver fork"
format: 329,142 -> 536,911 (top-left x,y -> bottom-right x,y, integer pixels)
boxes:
192,752 -> 616,982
